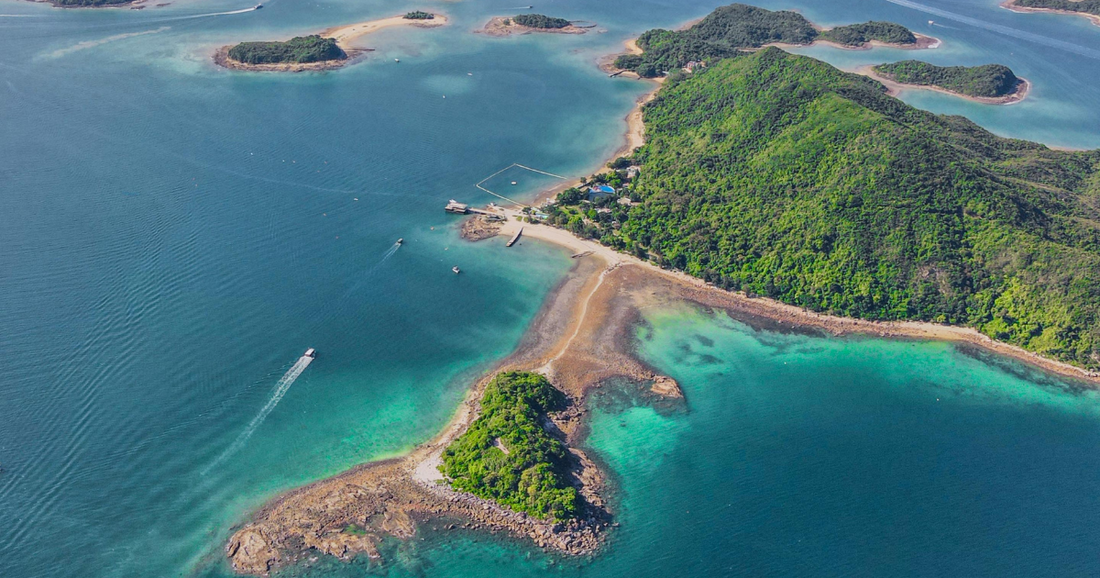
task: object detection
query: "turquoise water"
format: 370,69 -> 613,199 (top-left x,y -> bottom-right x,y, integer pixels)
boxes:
2,0 -> 1100,576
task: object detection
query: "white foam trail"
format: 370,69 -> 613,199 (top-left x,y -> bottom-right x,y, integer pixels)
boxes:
49,27 -> 170,58
202,354 -> 313,474
885,0 -> 1100,60
338,241 -> 401,303
170,5 -> 257,20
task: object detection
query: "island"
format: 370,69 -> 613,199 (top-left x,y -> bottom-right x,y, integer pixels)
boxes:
866,60 -> 1029,104
215,13 -> 448,72
480,14 -> 591,36
224,15 -> 1100,578
1002,0 -> 1100,27
612,3 -> 938,78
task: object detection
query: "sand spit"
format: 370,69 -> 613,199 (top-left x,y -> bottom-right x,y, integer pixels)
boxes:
225,251 -> 684,575
1001,0 -> 1100,27
478,16 -> 590,37
214,14 -> 448,72
856,65 -> 1032,105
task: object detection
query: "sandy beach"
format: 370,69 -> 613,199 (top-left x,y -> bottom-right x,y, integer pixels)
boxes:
215,14 -> 448,72
856,65 -> 1032,105
1001,0 -> 1100,27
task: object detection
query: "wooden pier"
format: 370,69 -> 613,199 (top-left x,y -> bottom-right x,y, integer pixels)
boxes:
506,227 -> 523,247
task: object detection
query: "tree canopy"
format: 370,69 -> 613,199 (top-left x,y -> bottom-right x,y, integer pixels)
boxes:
513,14 -> 571,29
228,35 -> 346,65
439,372 -> 580,521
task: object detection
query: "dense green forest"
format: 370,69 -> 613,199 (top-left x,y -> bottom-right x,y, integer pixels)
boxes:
404,11 -> 435,20
513,14 -> 571,29
550,49 -> 1100,370
439,372 -> 580,520
874,60 -> 1021,98
614,3 -> 916,78
1014,0 -> 1100,16
819,21 -> 916,46
228,36 -> 346,65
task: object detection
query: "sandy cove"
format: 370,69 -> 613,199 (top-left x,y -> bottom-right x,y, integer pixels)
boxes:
855,65 -> 1032,105
215,14 -> 448,72
1001,0 -> 1100,27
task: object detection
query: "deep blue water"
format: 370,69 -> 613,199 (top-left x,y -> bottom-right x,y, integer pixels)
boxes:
2,1 -> 1100,577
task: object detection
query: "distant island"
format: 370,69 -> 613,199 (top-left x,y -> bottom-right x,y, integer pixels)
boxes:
612,3 -> 937,78
215,13 -> 447,72
867,60 -> 1029,104
1002,0 -> 1100,27
480,13 -> 591,36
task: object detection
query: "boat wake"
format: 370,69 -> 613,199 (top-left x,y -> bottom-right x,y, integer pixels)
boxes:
201,353 -> 313,474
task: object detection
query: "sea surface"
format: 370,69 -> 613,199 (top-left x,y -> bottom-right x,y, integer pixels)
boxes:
2,0 -> 1100,577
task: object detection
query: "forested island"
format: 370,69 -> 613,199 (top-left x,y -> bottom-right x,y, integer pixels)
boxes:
871,60 -> 1027,102
550,48 -> 1100,371
1005,0 -> 1100,25
613,3 -> 934,78
227,35 -> 346,65
481,14 -> 589,36
513,14 -> 571,29
439,371 -> 580,521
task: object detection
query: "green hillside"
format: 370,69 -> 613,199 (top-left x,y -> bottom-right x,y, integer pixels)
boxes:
552,49 -> 1100,370
874,60 -> 1022,98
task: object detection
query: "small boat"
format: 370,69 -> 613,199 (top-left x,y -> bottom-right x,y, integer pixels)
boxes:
928,20 -> 934,25
304,348 -> 316,359
452,266 -> 461,274
394,58 -> 400,63
254,3 -> 262,9
397,238 -> 404,245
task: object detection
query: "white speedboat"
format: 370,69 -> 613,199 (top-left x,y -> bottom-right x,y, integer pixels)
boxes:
452,266 -> 461,274
397,238 -> 404,245
304,348 -> 316,358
